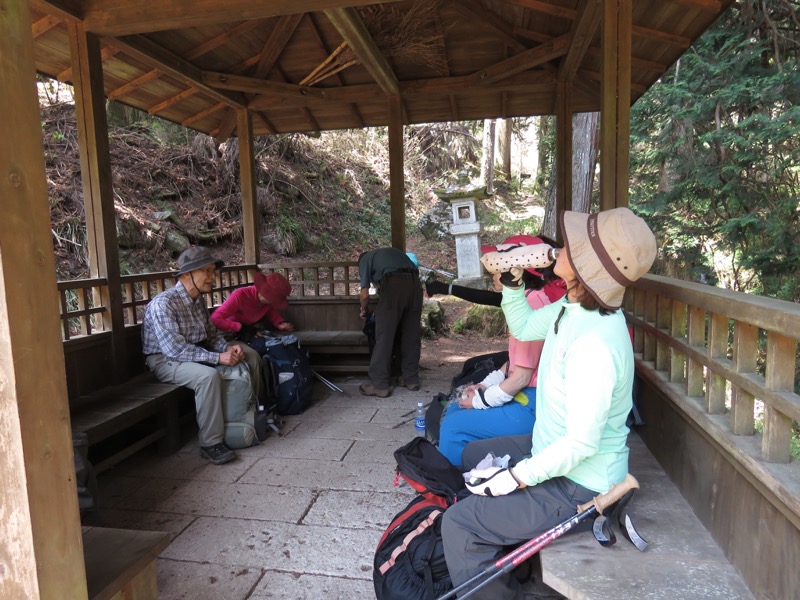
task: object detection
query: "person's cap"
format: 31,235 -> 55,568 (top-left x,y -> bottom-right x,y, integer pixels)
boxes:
174,246 -> 224,276
481,235 -> 545,275
254,272 -> 292,311
560,207 -> 657,309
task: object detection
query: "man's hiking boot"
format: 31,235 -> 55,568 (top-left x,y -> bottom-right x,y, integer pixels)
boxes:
359,382 -> 392,398
398,377 -> 421,391
200,443 -> 236,465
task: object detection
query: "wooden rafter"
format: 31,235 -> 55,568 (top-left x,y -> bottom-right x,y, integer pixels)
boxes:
32,15 -> 61,38
105,20 -> 264,103
31,0 -> 81,22
324,6 -> 399,95
181,102 -> 226,127
57,46 -> 119,82
106,35 -> 247,109
82,0 -> 404,36
467,34 -> 570,86
558,0 -> 601,83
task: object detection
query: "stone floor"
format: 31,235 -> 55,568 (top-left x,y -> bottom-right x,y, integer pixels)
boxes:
91,335 -> 752,600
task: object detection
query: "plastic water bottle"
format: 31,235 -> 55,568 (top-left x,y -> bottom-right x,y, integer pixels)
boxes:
414,401 -> 426,438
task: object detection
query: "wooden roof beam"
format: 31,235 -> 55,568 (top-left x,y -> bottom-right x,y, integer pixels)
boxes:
31,0 -> 81,22
468,34 -> 570,86
558,0 -> 601,83
456,0 -> 528,54
82,0 -> 404,37
106,35 -> 247,110
507,0 -> 720,16
57,46 -> 119,82
324,7 -> 399,96
32,15 -> 62,38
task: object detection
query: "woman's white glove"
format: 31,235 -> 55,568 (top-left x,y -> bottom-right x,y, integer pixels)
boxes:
472,384 -> 514,409
465,467 -> 521,497
479,369 -> 506,388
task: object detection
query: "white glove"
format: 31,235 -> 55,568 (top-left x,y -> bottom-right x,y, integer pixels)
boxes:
471,384 -> 514,409
465,467 -> 521,497
479,369 -> 506,388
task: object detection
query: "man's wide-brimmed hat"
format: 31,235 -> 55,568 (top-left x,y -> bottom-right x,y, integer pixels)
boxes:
560,207 -> 657,309
174,246 -> 224,276
254,272 -> 292,311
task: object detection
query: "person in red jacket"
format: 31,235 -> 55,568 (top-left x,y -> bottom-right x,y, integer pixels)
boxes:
211,272 -> 294,341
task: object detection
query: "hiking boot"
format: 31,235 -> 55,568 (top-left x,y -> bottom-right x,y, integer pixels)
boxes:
359,383 -> 392,398
199,443 -> 236,465
398,377 -> 421,392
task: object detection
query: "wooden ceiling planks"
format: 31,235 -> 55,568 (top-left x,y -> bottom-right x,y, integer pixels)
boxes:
27,0 -> 733,136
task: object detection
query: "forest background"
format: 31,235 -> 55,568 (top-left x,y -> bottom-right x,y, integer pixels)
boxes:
43,1 -> 799,306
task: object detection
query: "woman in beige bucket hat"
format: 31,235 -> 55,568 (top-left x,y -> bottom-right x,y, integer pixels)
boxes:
441,208 -> 656,599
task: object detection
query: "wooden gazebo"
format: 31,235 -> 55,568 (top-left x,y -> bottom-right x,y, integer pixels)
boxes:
7,1 -> 800,599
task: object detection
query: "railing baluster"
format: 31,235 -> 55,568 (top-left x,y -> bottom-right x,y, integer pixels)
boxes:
731,321 -> 757,436
656,295 -> 671,372
763,332 -> 795,462
706,312 -> 728,414
644,290 -> 657,362
687,306 -> 705,397
633,287 -> 645,354
670,300 -> 687,383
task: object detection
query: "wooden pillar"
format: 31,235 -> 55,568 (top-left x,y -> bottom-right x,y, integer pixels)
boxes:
68,23 -> 127,380
555,81 -> 573,233
387,95 -> 405,251
0,2 -> 88,598
237,109 -> 259,265
599,0 -> 632,210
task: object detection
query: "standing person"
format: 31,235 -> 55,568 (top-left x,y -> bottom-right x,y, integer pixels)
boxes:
142,246 -> 267,465
441,208 -> 657,599
437,236 -> 565,467
211,271 -> 294,342
358,247 -> 423,398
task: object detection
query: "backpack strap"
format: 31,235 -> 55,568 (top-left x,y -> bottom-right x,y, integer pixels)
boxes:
422,524 -> 438,599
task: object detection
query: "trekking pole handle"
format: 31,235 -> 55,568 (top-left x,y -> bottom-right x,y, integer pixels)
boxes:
577,473 -> 639,515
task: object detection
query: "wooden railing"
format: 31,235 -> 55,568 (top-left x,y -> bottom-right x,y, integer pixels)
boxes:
626,274 -> 800,464
57,262 -> 360,340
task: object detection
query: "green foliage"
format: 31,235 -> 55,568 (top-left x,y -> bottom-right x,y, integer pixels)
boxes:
452,304 -> 507,337
630,4 -> 800,300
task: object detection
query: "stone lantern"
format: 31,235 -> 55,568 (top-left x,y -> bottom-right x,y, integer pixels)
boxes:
435,184 -> 490,285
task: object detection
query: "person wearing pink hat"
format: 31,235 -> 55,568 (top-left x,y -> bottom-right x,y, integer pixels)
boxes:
442,208 -> 657,599
437,235 -> 565,467
211,272 -> 294,342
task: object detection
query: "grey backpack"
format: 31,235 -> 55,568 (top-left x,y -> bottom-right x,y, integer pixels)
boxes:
217,363 -> 257,449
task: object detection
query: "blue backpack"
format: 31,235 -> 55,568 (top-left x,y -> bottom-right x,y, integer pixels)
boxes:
250,334 -> 314,416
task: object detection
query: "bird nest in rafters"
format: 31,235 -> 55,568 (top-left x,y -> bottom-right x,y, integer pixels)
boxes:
301,0 -> 448,87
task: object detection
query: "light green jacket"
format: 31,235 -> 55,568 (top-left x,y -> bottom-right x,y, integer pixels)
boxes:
501,286 -> 633,493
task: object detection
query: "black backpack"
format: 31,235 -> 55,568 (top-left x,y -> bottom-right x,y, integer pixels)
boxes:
374,438 -> 467,600
450,350 -> 509,388
250,334 -> 314,416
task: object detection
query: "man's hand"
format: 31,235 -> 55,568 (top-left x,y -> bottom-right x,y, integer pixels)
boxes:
465,467 -> 522,497
359,306 -> 372,321
278,321 -> 294,332
218,350 -> 240,366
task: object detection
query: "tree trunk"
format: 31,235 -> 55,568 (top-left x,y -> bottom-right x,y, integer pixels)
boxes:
542,157 -> 558,239
497,118 -> 512,181
481,119 -> 496,194
572,111 -> 599,213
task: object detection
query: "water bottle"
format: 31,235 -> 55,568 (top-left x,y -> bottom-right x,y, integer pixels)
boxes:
414,401 -> 426,438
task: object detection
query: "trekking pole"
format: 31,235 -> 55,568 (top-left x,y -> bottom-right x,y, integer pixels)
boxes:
312,370 -> 344,393
436,474 -> 640,600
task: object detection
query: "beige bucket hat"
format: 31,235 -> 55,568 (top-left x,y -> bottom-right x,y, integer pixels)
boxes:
560,207 -> 657,309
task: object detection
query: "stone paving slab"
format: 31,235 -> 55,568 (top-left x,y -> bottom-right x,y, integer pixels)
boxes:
96,508 -> 196,536
302,490 -> 415,530
161,517 -> 377,579
288,419 -> 412,442
115,478 -> 314,523
252,436 -> 354,461
344,439 -> 409,464
157,559 -> 263,600
249,571 -> 375,599
281,406 -> 378,423
239,457 -> 411,493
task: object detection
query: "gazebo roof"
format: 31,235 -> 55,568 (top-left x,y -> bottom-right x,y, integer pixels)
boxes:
31,0 -> 731,138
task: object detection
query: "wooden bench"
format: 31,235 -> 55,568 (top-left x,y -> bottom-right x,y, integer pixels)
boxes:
83,526 -> 171,600
70,372 -> 193,474
538,431 -> 755,599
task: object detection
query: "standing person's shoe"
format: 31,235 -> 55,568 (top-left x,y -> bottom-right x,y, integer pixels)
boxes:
199,443 -> 236,465
398,376 -> 421,391
359,383 -> 392,398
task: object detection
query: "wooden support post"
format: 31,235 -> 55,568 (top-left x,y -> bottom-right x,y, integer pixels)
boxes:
599,0 -> 632,210
555,80 -> 572,230
388,95 -> 405,251
237,109 -> 260,265
0,2 -> 88,598
68,23 -> 127,381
